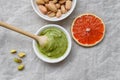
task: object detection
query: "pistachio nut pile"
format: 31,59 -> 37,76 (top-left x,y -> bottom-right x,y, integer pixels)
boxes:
36,0 -> 72,18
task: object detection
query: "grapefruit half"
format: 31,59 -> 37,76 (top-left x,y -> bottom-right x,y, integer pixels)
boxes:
71,13 -> 105,47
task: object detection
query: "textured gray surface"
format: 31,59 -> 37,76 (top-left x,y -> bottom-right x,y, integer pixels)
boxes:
0,0 -> 120,80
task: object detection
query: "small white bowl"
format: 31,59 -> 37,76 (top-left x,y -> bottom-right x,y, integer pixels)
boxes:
31,0 -> 77,21
33,24 -> 72,63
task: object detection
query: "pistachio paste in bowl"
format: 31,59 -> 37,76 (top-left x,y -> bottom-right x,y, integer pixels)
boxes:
33,24 -> 72,63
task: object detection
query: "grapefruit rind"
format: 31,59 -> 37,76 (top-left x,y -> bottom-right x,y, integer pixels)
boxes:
71,13 -> 105,47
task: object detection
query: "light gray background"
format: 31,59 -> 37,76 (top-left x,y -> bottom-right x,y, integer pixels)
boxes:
0,0 -> 120,80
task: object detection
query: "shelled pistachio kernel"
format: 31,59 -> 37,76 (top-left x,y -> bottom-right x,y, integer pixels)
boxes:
18,52 -> 26,58
14,58 -> 22,63
18,64 -> 24,71
10,50 -> 17,54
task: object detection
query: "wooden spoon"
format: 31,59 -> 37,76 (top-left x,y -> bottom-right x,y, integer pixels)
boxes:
0,21 -> 48,47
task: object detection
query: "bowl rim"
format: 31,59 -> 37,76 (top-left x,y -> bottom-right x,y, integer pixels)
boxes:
33,24 -> 72,63
31,0 -> 77,21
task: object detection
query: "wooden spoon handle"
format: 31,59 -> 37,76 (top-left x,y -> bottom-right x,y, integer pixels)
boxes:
0,21 -> 39,40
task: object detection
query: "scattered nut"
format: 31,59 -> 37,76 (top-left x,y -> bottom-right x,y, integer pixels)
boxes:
10,49 -> 17,54
18,64 -> 24,71
38,5 -> 48,14
48,12 -> 56,17
47,2 -> 57,12
56,9 -> 62,18
65,0 -> 72,10
14,58 -> 22,63
18,52 -> 26,58
56,3 -> 61,9
61,5 -> 67,14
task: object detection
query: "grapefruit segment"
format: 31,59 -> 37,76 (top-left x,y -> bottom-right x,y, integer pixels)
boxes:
71,13 -> 105,47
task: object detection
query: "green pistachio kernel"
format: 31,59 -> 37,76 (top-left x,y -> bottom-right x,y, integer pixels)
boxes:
18,52 -> 26,58
14,58 -> 22,63
18,64 -> 24,71
10,50 -> 17,54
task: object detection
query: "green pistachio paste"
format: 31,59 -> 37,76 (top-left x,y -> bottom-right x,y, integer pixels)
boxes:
36,27 -> 68,58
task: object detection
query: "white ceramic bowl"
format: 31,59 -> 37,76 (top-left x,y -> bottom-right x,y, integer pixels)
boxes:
31,0 -> 77,21
33,24 -> 72,63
